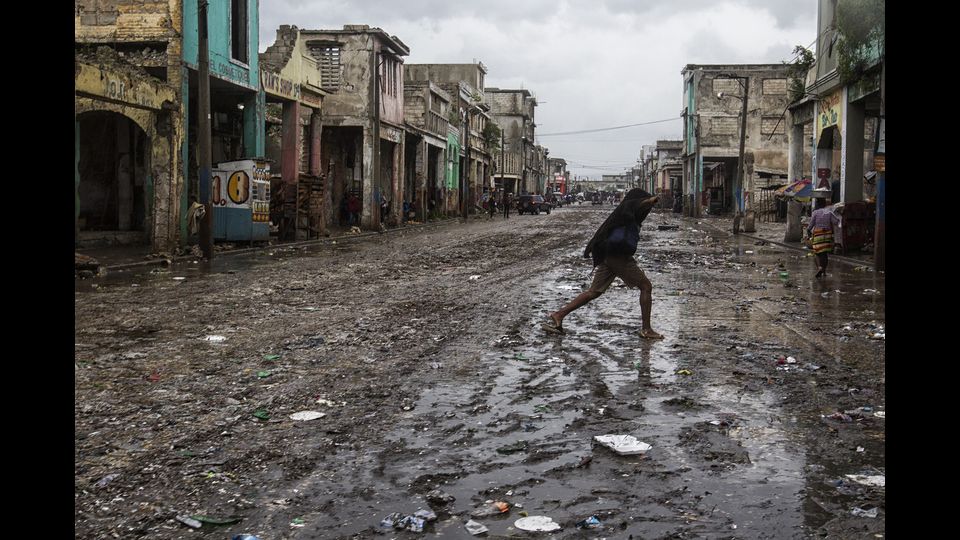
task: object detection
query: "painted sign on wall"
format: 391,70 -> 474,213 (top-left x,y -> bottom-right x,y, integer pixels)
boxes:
816,88 -> 843,136
262,70 -> 301,101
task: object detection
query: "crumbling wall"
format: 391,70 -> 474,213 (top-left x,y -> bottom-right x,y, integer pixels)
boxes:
75,0 -> 178,43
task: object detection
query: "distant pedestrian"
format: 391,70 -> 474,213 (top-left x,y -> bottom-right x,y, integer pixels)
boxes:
503,192 -> 511,219
807,201 -> 840,279
543,188 -> 663,339
488,193 -> 497,219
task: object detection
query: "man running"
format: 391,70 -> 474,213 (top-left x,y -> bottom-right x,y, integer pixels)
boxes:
543,188 -> 663,339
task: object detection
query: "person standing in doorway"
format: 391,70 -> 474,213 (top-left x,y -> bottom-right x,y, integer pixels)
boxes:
807,200 -> 840,279
542,188 -> 663,339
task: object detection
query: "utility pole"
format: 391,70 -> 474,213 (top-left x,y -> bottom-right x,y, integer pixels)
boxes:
462,108 -> 470,220
500,127 -> 506,218
735,76 -> 749,226
373,52 -> 381,230
197,0 -> 213,259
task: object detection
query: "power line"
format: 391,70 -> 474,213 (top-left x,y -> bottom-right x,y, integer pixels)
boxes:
537,117 -> 681,137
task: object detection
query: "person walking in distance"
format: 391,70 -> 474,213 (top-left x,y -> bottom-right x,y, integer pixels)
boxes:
542,188 -> 663,339
807,199 -> 840,279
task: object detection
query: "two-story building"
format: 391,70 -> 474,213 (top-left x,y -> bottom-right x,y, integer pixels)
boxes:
403,81 -> 453,219
405,63 -> 494,214
259,25 -> 330,240
681,63 -> 792,217
75,0 -> 185,253
297,25 -> 410,230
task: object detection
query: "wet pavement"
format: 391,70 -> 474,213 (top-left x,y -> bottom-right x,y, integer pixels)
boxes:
75,205 -> 884,539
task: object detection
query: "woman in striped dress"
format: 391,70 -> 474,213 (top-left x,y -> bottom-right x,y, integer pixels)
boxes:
807,203 -> 840,279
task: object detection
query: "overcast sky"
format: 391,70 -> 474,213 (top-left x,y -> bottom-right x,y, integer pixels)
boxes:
260,0 -> 817,179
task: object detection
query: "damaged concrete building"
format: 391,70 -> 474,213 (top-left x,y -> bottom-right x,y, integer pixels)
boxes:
547,157 -> 569,195
680,64 -> 792,217
405,63 -> 495,214
294,25 -> 410,230
259,25 -> 330,241
402,81 -> 453,219
485,88 -> 538,195
75,0 -> 185,253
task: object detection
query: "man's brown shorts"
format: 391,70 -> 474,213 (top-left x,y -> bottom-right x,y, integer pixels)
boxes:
588,255 -> 649,293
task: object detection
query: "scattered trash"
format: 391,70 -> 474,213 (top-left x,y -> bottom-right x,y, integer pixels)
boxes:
263,354 -> 281,361
193,515 -> 243,526
676,369 -> 693,376
576,515 -> 602,529
252,409 -> 270,420
534,404 -> 551,413
709,420 -> 721,426
497,440 -> 529,454
175,515 -> 202,528
874,411 -> 885,418
471,501 -> 510,518
851,507 -> 879,518
172,277 -> 186,281
289,411 -> 326,421
426,489 -> 456,505
256,371 -> 271,378
290,517 -> 306,528
845,474 -> 885,487
94,473 -> 119,488
870,332 -> 885,340
514,353 -> 527,360
593,434 -> 652,455
515,516 -> 561,532
863,289 -> 880,295
233,535 -> 261,540
315,398 -> 337,407
745,250 -> 754,254
431,362 -> 443,369
464,519 -> 489,535
826,412 -> 853,422
204,335 -> 226,342
414,509 -> 438,522
657,225 -> 680,230
857,446 -> 865,453
380,511 -> 429,532
469,275 -> 481,280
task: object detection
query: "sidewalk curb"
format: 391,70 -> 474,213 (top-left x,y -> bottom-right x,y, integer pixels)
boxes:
103,218 -> 460,271
689,219 -> 877,270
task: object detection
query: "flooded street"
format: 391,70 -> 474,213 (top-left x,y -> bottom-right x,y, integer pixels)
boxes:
75,205 -> 884,539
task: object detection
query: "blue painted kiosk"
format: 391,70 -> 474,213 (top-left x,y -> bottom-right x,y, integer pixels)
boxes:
211,158 -> 271,242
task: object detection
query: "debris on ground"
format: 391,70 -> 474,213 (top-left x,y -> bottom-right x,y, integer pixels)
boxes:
464,519 -> 489,535
845,473 -> 885,487
515,515 -> 562,532
175,515 -> 202,529
593,434 -> 652,455
426,489 -> 456,505
289,411 -> 326,421
471,501 -> 511,518
576,515 -> 602,529
851,507 -> 879,518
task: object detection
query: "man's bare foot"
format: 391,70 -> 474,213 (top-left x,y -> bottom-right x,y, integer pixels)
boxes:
640,328 -> 664,340
542,314 -> 565,335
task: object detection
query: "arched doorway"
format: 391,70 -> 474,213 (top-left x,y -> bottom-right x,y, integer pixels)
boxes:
77,111 -> 151,245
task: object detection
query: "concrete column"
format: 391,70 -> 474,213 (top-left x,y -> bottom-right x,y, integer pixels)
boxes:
840,88 -> 865,203
117,120 -> 132,231
361,128 -> 375,229
244,90 -> 265,157
393,140 -> 403,225
281,100 -> 301,239
309,110 -> 322,176
787,110 -> 804,182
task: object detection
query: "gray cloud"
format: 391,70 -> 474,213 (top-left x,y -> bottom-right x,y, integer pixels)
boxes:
260,0 -> 816,178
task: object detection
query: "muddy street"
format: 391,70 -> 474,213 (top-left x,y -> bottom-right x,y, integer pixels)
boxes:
75,205 -> 885,539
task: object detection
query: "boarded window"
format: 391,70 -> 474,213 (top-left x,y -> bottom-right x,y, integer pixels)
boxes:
762,78 -> 787,95
230,0 -> 248,63
761,116 -> 785,135
311,44 -> 341,92
712,78 -> 740,96
710,116 -> 739,135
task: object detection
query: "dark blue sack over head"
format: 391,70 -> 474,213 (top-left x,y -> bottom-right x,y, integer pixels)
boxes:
606,223 -> 639,256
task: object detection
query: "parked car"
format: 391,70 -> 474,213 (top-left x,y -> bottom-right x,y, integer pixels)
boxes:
517,194 -> 551,215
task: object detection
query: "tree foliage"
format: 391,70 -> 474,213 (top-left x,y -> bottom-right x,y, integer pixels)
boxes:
787,45 -> 816,103
482,122 -> 501,151
835,0 -> 885,83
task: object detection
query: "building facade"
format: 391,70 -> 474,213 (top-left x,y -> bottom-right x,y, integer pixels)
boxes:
403,81 -> 453,219
75,0 -> 185,253
486,88 -> 537,195
681,63 -> 792,217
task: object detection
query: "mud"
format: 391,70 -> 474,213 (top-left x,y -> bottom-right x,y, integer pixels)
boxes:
75,206 -> 884,539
